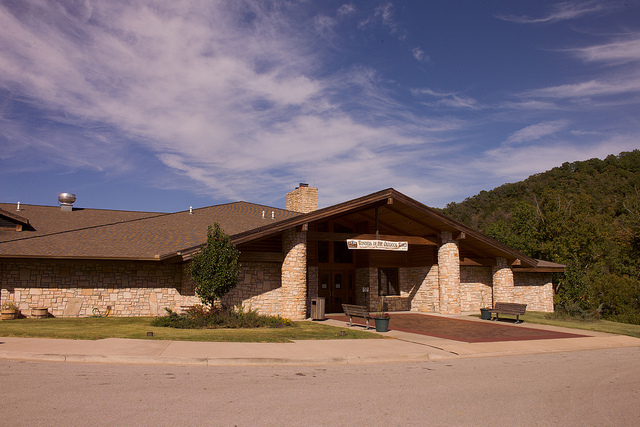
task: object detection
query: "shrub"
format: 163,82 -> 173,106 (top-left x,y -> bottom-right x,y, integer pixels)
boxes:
152,306 -> 292,329
545,300 -> 601,322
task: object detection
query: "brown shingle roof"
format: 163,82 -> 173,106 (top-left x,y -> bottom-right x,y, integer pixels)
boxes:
0,202 -> 299,260
0,190 -> 564,272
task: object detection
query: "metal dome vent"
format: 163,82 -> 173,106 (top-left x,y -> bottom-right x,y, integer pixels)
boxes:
58,193 -> 77,211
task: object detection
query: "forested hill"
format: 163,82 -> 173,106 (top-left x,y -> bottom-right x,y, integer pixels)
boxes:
442,150 -> 640,324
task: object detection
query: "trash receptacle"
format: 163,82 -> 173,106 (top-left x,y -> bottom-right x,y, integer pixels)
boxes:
311,297 -> 326,320
480,308 -> 491,320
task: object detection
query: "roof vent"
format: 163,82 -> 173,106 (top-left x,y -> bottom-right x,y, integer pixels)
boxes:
58,193 -> 76,212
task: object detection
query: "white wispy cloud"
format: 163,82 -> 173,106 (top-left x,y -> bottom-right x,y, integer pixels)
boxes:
499,100 -> 561,110
337,3 -> 356,16
412,47 -> 429,63
412,88 -> 480,109
505,120 -> 569,145
523,75 -> 640,99
358,2 -> 406,39
0,1 -> 637,211
517,33 -> 640,106
496,1 -> 604,24
0,0 -> 455,205
571,35 -> 640,65
479,134 -> 640,180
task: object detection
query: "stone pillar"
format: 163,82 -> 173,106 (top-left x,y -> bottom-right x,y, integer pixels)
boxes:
492,257 -> 514,303
438,231 -> 461,314
281,228 -> 307,320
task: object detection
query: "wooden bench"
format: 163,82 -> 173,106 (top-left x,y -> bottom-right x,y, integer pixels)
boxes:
342,304 -> 373,329
488,302 -> 527,324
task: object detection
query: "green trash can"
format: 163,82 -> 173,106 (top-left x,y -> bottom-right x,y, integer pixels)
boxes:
480,308 -> 491,320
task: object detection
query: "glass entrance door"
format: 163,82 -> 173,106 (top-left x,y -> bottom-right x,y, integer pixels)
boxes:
318,270 -> 354,313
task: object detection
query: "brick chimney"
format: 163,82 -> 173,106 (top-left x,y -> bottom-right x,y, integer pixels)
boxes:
286,183 -> 318,213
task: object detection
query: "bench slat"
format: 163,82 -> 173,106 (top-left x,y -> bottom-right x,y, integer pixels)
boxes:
488,302 -> 527,323
342,304 -> 373,329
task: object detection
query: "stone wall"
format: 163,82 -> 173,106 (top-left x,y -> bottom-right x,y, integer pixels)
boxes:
404,266 -> 439,312
0,259 -> 198,317
460,266 -> 493,311
514,272 -> 554,312
0,251 -> 555,319
222,262 -> 283,315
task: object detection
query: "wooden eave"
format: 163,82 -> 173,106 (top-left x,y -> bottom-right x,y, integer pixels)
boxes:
0,208 -> 32,231
0,254 -> 162,262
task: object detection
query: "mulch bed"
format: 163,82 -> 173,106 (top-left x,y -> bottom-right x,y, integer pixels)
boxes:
328,313 -> 587,343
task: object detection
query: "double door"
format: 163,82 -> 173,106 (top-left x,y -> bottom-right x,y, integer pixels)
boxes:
318,269 -> 355,313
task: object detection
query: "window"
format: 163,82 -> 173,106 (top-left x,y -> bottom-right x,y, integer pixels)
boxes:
378,268 -> 399,296
318,241 -> 329,263
333,241 -> 353,263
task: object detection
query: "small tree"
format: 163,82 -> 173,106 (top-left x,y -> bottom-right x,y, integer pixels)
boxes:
189,223 -> 240,307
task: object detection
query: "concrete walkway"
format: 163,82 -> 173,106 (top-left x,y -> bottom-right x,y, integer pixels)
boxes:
1,315 -> 639,366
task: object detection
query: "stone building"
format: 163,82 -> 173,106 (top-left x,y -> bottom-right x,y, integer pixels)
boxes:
0,186 -> 562,319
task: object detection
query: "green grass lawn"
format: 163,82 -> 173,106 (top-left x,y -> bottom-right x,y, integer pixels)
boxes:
495,311 -> 640,339
0,316 -> 380,343
3,312 -> 639,342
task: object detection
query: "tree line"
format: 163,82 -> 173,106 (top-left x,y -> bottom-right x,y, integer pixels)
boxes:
442,150 -> 640,324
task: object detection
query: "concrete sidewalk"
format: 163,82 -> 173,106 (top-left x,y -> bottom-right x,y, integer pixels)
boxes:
1,318 -> 639,366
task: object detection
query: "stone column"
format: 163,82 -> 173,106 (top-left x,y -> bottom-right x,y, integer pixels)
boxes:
281,228 -> 307,320
438,231 -> 461,314
492,257 -> 514,303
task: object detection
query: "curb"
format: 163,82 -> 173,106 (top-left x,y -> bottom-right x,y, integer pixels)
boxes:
0,350 -> 449,366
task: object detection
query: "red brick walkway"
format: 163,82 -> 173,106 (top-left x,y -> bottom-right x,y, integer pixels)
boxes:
329,313 -> 587,343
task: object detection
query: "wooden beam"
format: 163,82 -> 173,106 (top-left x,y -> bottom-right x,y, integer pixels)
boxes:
308,231 -> 355,241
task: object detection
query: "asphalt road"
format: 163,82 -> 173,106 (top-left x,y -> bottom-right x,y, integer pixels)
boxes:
1,347 -> 639,426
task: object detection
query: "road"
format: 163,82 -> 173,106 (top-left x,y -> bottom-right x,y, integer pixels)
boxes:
1,347 -> 639,426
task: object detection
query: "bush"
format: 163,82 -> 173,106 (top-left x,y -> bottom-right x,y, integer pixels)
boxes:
190,223 -> 240,307
152,305 -> 292,329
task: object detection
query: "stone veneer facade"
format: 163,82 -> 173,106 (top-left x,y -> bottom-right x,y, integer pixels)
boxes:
460,266 -> 493,311
347,256 -> 553,315
0,259 -> 199,317
222,262 -> 282,315
0,246 -> 554,319
514,272 -> 554,312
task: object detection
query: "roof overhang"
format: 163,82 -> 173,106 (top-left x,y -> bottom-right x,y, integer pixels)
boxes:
0,208 -> 31,231
227,188 -> 541,268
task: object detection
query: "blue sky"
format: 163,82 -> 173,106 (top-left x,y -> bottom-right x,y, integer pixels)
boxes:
1,1 -> 639,212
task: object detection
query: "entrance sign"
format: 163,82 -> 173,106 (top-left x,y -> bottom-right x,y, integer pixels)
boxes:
347,239 -> 408,251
